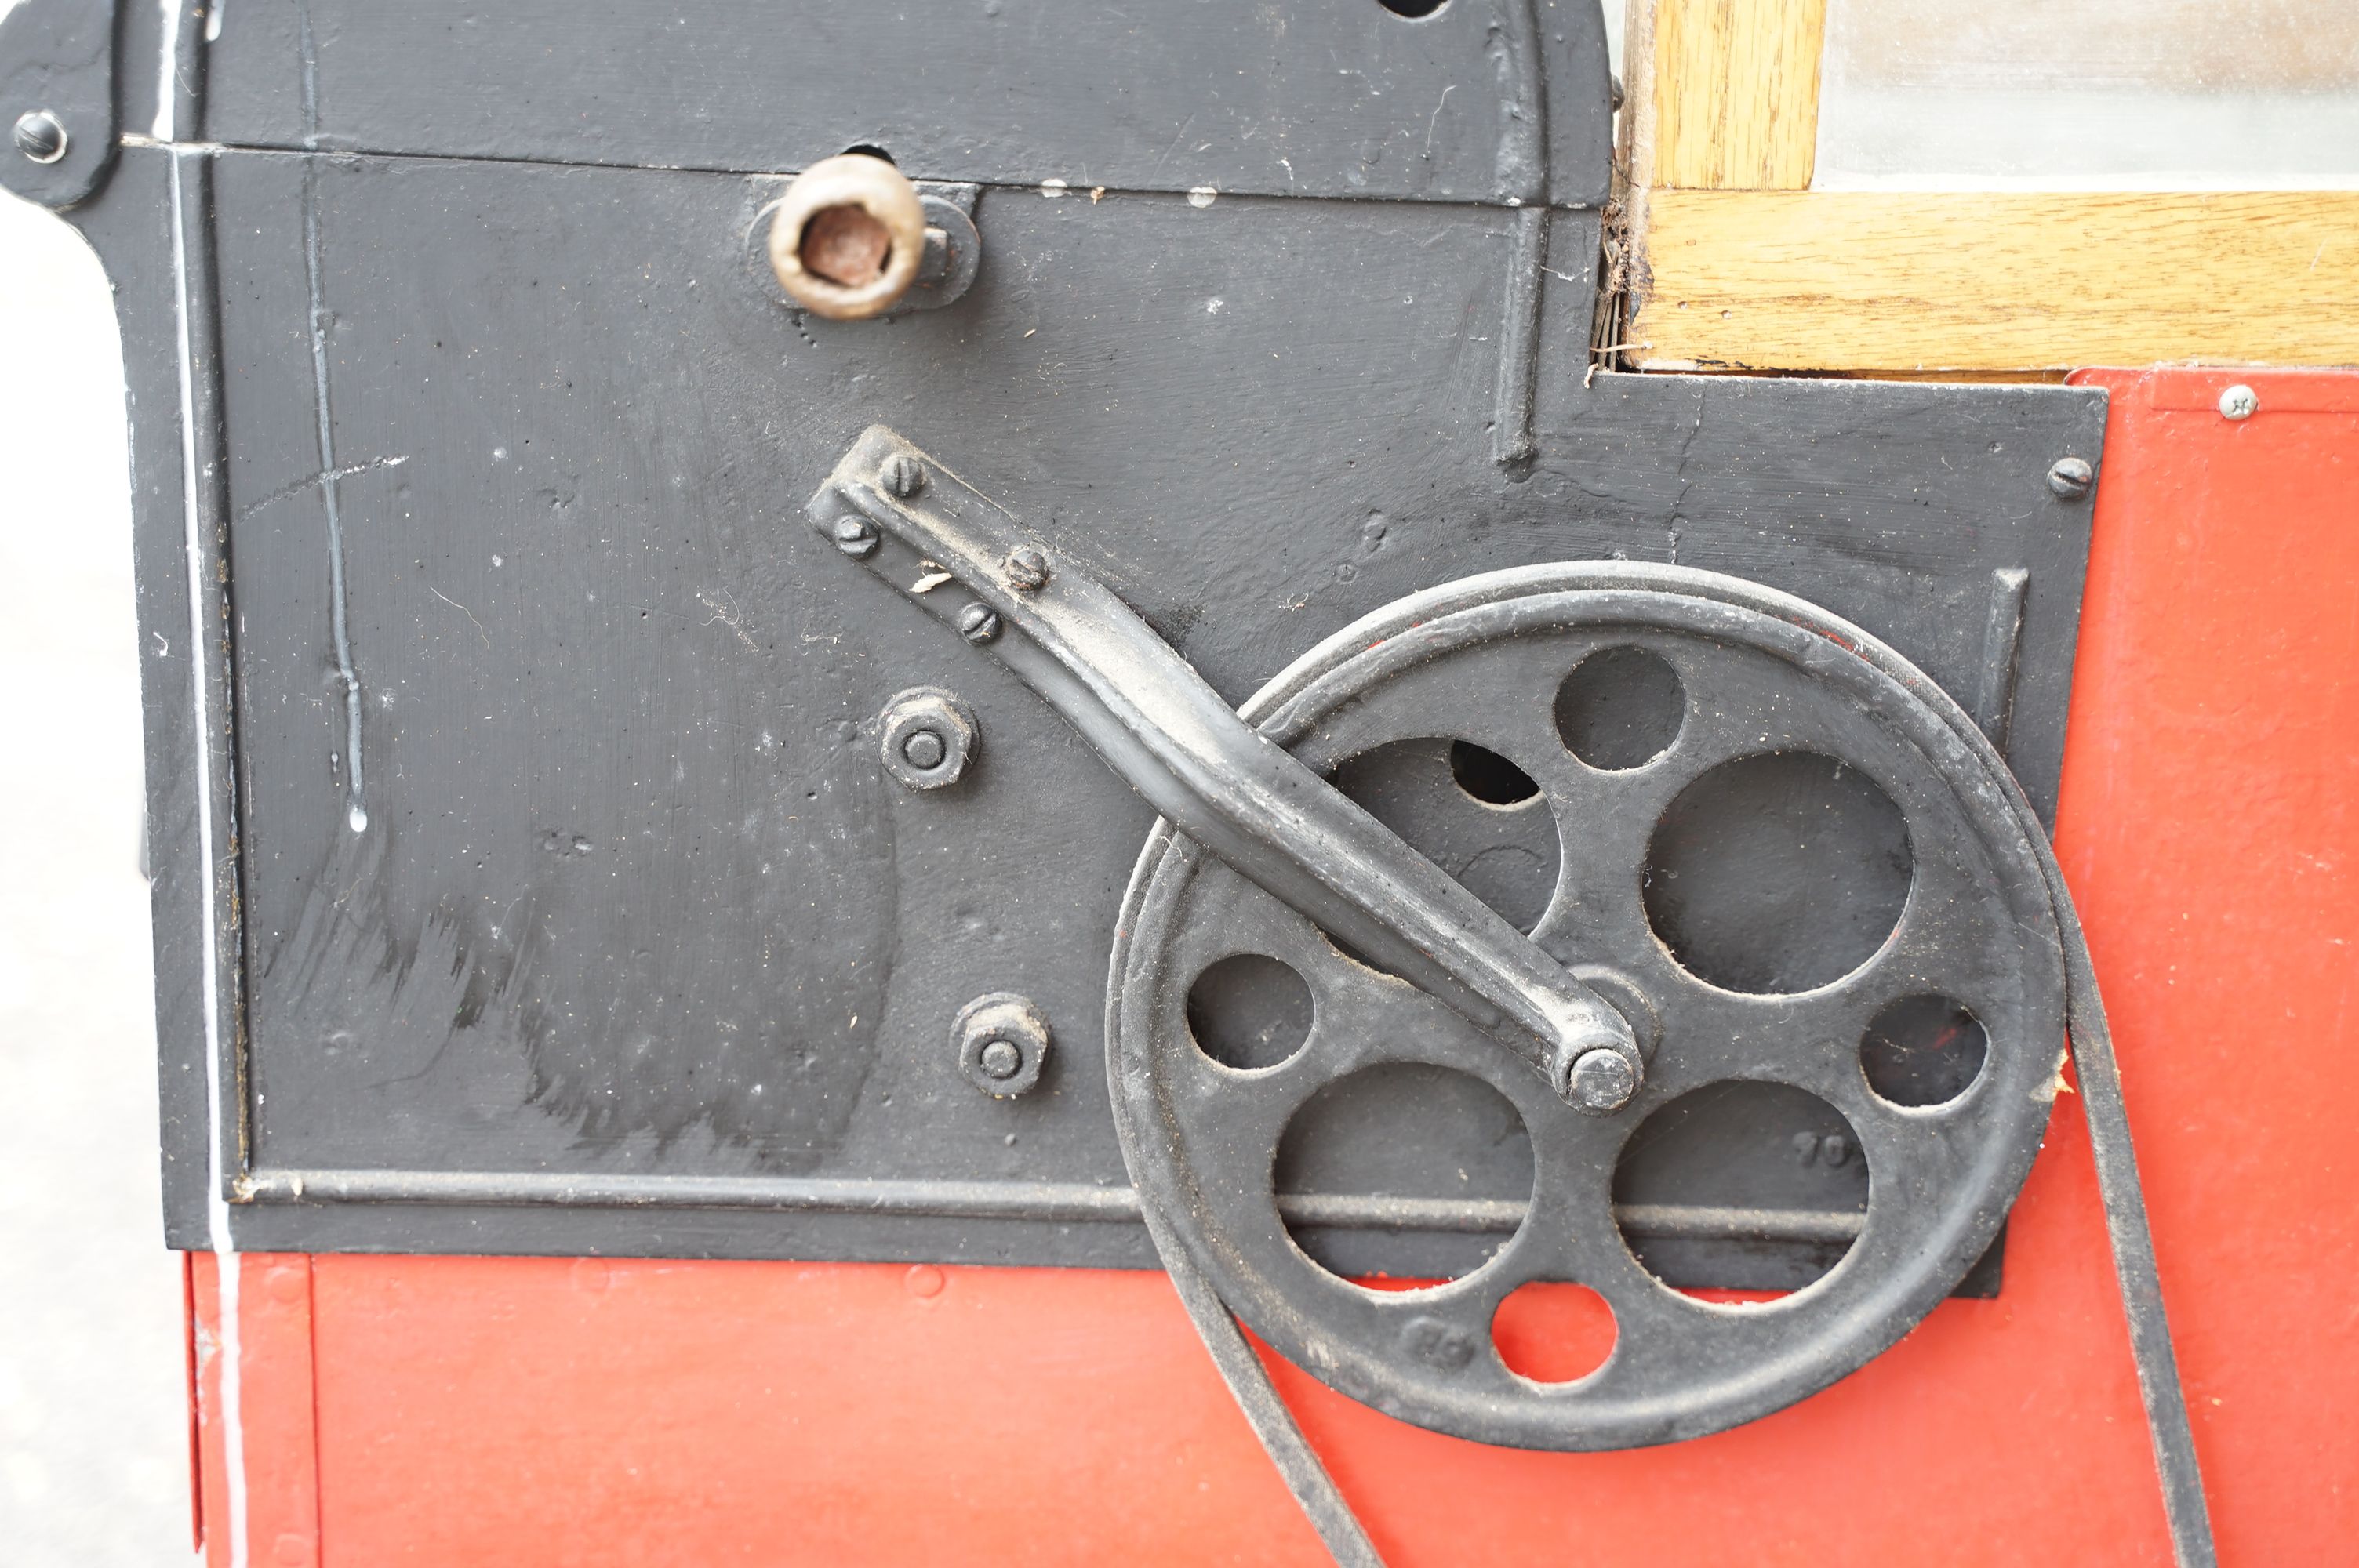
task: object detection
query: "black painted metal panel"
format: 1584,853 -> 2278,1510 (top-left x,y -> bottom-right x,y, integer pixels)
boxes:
45,5 -> 2104,1274
200,0 -> 1615,207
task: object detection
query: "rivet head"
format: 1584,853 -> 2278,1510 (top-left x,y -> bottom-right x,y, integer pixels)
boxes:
1565,1047 -> 1637,1115
13,110 -> 67,165
831,514 -> 878,557
1005,544 -> 1051,592
957,601 -> 1001,644
2218,384 -> 2260,422
2045,456 -> 2094,501
882,453 -> 927,499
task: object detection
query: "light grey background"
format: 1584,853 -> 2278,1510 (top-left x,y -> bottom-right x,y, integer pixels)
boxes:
0,183 -> 196,1561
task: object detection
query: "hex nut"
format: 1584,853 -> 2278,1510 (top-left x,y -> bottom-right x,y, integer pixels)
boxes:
878,688 -> 977,790
954,993 -> 1051,1098
767,153 -> 929,321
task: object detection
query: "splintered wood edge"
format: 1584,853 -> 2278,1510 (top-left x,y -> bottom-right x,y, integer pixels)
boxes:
1628,189 -> 2359,372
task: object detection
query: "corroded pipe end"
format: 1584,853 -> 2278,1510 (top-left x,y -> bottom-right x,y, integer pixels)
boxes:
767,153 -> 927,320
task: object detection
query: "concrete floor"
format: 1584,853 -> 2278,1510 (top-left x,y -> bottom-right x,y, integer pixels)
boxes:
0,187 -> 198,1561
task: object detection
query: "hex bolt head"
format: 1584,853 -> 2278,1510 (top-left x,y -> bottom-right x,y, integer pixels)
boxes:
882,452 -> 928,499
2045,456 -> 2095,502
1005,544 -> 1051,592
2218,383 -> 2260,422
831,514 -> 879,557
1565,1047 -> 1638,1115
957,601 -> 1001,644
13,110 -> 66,164
878,687 -> 977,790
954,993 -> 1052,1098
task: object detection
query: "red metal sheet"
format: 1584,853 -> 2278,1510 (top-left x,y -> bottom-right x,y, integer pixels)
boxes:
187,367 -> 2359,1565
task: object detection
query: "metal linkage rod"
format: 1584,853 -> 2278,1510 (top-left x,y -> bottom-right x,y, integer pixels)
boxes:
809,426 -> 1638,1104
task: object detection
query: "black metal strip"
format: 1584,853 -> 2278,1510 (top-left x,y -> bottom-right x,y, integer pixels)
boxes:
166,146 -> 250,1200
1976,566 -> 2031,748
238,1167 -> 1863,1245
1491,204 -> 1548,467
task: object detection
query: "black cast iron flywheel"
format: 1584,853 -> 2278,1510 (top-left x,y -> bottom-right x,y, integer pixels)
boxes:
1106,564 -> 2068,1451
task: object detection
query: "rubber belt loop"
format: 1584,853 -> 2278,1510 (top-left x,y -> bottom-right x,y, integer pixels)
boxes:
1139,1200 -> 1389,1568
1132,590 -> 2218,1568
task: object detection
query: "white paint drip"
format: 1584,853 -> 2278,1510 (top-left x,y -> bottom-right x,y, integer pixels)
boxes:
153,0 -> 181,140
1187,187 -> 1218,209
205,2 -> 224,42
297,18 -> 369,835
172,148 -> 251,1568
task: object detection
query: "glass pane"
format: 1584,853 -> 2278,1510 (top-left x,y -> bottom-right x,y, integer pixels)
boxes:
1816,0 -> 2359,189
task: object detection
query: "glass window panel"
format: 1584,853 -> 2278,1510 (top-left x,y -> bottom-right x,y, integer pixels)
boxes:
1816,0 -> 2359,189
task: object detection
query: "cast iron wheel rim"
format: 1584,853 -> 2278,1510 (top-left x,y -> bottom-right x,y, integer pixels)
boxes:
1107,564 -> 2066,1452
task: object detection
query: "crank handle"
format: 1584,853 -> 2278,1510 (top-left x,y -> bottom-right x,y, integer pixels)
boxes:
807,426 -> 1641,1107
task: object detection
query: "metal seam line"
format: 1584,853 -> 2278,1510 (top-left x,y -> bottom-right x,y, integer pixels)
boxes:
172,141 -> 251,1568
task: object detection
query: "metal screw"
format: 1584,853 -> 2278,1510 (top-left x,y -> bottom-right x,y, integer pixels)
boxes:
831,514 -> 878,557
977,1040 -> 1022,1080
2045,456 -> 2094,501
882,453 -> 927,499
957,602 -> 1001,644
1566,1047 -> 1637,1115
1005,544 -> 1051,592
13,110 -> 67,165
2218,384 -> 2259,422
878,688 -> 976,790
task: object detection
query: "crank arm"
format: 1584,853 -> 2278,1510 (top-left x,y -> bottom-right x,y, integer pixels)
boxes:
808,426 -> 1638,1105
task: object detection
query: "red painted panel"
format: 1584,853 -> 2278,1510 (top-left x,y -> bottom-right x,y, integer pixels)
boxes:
2055,366 -> 2359,1566
186,368 -> 2359,1564
191,1253 -> 321,1568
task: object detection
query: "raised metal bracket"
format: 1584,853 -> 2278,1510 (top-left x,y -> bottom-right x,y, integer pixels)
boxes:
808,425 -> 1641,1104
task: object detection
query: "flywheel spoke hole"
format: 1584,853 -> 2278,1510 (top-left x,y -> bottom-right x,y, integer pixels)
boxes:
1612,1081 -> 1869,1297
1860,994 -> 1989,1108
1447,740 -> 1541,804
1644,751 -> 1911,994
1186,953 -> 1314,1072
1556,646 -> 1685,771
1275,1063 -> 1532,1289
1331,739 -> 1561,937
1492,1281 -> 1616,1383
